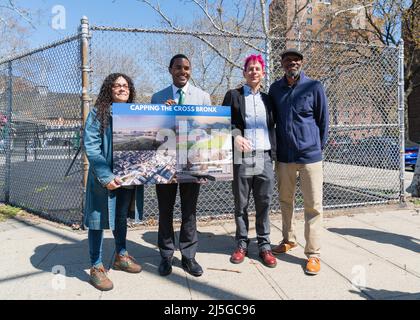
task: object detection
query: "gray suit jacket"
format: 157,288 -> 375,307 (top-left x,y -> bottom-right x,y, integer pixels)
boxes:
151,83 -> 211,105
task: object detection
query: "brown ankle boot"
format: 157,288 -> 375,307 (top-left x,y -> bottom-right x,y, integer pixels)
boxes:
90,266 -> 113,291
113,253 -> 142,273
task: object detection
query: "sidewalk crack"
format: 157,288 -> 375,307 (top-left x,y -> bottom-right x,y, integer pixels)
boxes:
251,261 -> 288,300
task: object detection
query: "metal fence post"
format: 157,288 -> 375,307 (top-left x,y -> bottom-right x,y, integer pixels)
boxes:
80,16 -> 91,219
398,40 -> 406,206
4,61 -> 12,203
265,35 -> 271,91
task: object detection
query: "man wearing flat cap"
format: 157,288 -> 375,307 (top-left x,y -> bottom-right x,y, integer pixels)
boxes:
269,48 -> 329,275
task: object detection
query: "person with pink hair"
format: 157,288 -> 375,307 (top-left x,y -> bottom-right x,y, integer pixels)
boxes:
222,54 -> 277,268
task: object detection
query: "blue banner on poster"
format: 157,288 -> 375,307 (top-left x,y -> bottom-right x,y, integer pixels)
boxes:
113,103 -> 231,117
112,103 -> 233,186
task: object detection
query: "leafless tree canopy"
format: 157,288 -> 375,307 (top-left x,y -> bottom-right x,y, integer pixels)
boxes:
0,0 -> 40,57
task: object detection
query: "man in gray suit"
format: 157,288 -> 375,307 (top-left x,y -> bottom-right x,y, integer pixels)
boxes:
151,54 -> 211,277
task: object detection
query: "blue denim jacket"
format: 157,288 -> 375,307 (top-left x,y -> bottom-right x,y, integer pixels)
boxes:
269,72 -> 329,164
83,107 -> 144,230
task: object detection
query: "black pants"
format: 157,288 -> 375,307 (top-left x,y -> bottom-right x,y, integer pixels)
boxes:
156,183 -> 200,259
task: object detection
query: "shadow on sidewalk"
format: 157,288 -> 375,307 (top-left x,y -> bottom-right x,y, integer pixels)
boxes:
141,230 -> 235,263
275,253 -> 308,272
327,228 -> 420,253
28,231 -> 252,299
350,287 -> 420,300
142,229 -> 307,270
29,238 -> 144,284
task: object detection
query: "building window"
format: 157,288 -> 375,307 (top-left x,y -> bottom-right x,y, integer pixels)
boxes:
324,0 -> 332,4
307,7 -> 313,14
306,18 -> 313,25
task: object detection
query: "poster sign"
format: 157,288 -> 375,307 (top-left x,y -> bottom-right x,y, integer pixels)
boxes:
112,103 -> 233,186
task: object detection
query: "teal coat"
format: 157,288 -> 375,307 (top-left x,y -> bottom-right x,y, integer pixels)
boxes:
83,108 -> 144,230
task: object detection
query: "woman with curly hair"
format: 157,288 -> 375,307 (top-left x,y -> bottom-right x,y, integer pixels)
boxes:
83,73 -> 144,291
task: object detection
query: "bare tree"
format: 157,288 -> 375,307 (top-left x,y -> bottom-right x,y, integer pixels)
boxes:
355,1 -> 419,99
135,0 -> 270,98
0,0 -> 39,58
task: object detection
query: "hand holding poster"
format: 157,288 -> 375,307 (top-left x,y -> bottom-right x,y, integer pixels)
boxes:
112,103 -> 233,185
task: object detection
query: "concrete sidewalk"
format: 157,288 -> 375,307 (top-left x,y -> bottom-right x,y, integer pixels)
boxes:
0,205 -> 419,300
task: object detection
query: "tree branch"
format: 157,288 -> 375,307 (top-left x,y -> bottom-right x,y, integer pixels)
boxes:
1,0 -> 36,29
139,0 -> 182,31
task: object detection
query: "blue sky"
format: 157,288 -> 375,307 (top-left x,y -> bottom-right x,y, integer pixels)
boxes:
23,0 -> 200,49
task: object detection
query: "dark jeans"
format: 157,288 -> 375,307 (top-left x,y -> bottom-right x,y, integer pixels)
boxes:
232,152 -> 274,252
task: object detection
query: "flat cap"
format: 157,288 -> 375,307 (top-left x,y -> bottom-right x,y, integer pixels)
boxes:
281,48 -> 304,60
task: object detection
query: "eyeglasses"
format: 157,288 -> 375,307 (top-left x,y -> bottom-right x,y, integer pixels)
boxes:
112,84 -> 129,90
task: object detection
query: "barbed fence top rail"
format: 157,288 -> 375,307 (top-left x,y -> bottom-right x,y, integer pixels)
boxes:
90,24 -> 397,50
0,33 -> 81,65
90,25 -> 267,40
0,20 -> 399,67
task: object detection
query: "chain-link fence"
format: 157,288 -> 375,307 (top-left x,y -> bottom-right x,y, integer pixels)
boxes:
271,39 -> 404,210
89,26 -> 403,222
0,19 -> 404,226
0,35 -> 84,225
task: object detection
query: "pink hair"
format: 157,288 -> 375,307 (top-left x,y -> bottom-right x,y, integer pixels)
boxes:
244,54 -> 265,71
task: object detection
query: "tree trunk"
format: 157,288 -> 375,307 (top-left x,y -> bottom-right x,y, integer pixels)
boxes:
407,147 -> 420,197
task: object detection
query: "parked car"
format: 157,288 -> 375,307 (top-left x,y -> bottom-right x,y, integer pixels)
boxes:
351,136 -> 400,169
325,135 -> 354,161
405,146 -> 418,171
43,137 -> 71,148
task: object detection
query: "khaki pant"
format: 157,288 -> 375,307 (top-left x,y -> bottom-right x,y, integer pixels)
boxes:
275,161 -> 323,258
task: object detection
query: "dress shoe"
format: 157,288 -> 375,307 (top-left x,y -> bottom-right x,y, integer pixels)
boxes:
230,247 -> 247,264
259,250 -> 277,268
158,257 -> 173,276
272,240 -> 298,255
305,257 -> 321,275
181,257 -> 203,277
113,252 -> 142,273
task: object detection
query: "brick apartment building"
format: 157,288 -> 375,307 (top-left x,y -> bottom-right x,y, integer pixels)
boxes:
269,0 -> 377,42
